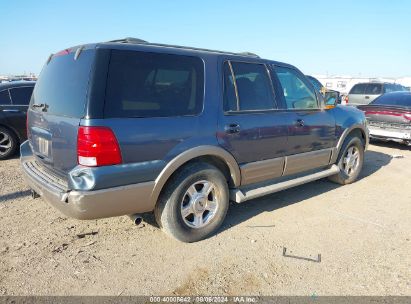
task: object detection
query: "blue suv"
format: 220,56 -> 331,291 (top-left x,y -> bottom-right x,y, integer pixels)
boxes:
21,38 -> 369,242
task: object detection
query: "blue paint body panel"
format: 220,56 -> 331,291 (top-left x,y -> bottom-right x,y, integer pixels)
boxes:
25,41 -> 367,192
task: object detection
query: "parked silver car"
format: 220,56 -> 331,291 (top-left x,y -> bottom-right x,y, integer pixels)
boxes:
346,82 -> 407,106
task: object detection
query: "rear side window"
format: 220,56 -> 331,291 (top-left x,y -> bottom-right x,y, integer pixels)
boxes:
223,63 -> 238,111
0,90 -> 11,105
32,49 -> 95,117
104,50 -> 204,118
365,84 -> 382,95
349,84 -> 367,94
223,61 -> 275,111
9,87 -> 34,105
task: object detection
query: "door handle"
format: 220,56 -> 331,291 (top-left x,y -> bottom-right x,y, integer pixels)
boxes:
365,96 -> 370,99
224,123 -> 241,134
295,119 -> 305,127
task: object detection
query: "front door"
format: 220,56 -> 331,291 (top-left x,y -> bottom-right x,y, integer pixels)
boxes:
217,60 -> 288,184
272,65 -> 336,175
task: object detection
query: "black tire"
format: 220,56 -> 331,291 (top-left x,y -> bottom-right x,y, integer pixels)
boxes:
328,136 -> 364,185
154,162 -> 229,242
0,126 -> 18,160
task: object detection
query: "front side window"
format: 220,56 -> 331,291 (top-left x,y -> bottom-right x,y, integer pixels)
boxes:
223,61 -> 275,111
105,50 -> 204,118
0,90 -> 11,105
9,87 -> 34,105
274,66 -> 318,109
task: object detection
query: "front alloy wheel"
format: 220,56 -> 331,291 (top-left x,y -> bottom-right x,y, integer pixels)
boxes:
342,146 -> 360,176
328,135 -> 364,185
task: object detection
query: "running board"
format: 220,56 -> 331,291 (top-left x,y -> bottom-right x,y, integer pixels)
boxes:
231,165 -> 340,203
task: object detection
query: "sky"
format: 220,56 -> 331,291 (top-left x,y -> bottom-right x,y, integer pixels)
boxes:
1,0 -> 410,77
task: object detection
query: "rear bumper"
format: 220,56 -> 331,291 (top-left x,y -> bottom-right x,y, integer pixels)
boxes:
20,141 -> 156,220
368,126 -> 411,143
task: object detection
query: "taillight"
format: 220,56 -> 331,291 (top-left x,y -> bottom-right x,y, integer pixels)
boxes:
404,114 -> 411,121
77,126 -> 122,167
345,95 -> 349,104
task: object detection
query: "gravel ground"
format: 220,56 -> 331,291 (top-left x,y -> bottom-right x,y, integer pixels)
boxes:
0,142 -> 410,296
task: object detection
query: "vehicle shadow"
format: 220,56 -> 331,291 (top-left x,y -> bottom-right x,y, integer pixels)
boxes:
0,190 -> 31,203
370,140 -> 411,151
142,150 -> 392,234
218,149 -> 392,233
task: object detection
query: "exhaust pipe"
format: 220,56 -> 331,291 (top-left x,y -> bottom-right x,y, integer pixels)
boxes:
31,190 -> 40,199
129,214 -> 143,226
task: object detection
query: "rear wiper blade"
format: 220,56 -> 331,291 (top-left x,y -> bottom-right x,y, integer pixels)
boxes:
32,103 -> 48,112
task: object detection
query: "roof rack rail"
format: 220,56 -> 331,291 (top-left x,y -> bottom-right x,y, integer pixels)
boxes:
238,52 -> 260,58
106,38 -> 260,58
108,37 -> 148,44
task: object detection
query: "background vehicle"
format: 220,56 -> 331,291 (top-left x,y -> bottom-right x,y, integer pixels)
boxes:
358,91 -> 411,145
21,38 -> 368,242
0,81 -> 35,159
306,75 -> 341,105
346,82 -> 407,106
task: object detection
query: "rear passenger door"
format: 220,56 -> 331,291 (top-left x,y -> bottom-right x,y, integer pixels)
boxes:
271,65 -> 336,176
217,60 -> 288,184
7,86 -> 33,138
0,89 -> 12,122
0,86 -> 33,136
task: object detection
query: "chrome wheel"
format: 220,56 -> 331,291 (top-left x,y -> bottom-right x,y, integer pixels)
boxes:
0,131 -> 12,156
342,146 -> 360,176
181,180 -> 219,229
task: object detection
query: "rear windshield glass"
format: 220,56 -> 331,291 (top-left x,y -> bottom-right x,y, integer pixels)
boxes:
349,83 -> 367,94
371,93 -> 411,107
104,50 -> 204,118
32,49 -> 94,117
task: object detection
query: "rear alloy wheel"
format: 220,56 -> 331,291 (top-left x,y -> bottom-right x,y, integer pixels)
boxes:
155,163 -> 229,242
0,127 -> 18,160
180,180 -> 219,229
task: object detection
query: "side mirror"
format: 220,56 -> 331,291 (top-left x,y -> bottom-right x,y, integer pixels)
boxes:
324,91 -> 339,109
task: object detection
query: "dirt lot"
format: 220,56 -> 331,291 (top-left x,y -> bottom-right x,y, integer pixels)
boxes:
0,142 -> 410,296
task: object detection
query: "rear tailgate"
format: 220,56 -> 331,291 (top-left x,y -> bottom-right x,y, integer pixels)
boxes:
28,47 -> 96,177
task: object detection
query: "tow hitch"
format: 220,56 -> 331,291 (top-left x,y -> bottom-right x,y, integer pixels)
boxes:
31,190 -> 40,199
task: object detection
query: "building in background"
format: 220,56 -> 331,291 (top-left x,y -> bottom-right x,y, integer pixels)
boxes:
0,73 -> 37,83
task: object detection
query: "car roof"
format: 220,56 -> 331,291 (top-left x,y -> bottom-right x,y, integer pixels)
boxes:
381,91 -> 411,97
355,82 -> 401,85
56,37 -> 294,68
0,81 -> 36,90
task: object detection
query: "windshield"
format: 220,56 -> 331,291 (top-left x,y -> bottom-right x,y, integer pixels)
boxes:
371,93 -> 411,107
